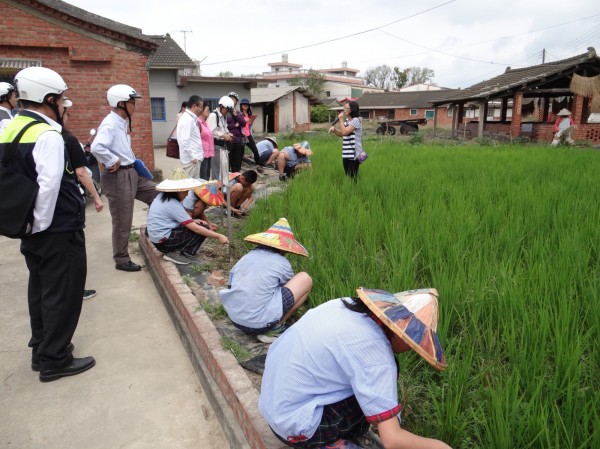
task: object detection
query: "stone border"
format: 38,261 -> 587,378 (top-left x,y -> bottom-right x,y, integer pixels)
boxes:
139,228 -> 286,449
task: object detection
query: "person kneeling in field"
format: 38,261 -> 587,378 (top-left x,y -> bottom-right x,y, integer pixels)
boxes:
551,108 -> 575,147
146,178 -> 228,265
259,288 -> 452,449
226,170 -> 258,217
182,181 -> 223,231
277,140 -> 313,181
219,218 -> 313,343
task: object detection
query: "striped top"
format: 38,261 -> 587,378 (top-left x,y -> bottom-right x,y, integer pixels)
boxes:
342,117 -> 363,160
259,298 -> 400,441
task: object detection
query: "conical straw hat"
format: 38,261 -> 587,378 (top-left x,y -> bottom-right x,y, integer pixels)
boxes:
156,178 -> 203,192
557,108 -> 572,116
244,218 -> 309,257
194,181 -> 224,206
356,287 -> 447,371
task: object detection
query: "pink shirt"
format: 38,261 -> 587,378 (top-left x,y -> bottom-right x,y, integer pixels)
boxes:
198,117 -> 215,158
242,113 -> 252,137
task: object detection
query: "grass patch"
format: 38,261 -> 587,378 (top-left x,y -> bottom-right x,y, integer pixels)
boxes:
221,335 -> 252,361
201,302 -> 228,320
181,274 -> 193,287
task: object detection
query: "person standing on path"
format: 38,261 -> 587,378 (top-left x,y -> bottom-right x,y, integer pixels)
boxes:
0,81 -> 17,135
91,84 -> 158,272
225,92 -> 246,172
239,98 -> 263,173
206,96 -> 234,179
177,95 -> 204,179
198,103 -> 215,180
329,101 -> 363,180
0,67 -> 95,382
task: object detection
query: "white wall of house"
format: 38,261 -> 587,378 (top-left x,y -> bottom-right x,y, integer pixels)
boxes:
253,105 -> 265,134
295,91 -> 309,125
278,93 -> 295,132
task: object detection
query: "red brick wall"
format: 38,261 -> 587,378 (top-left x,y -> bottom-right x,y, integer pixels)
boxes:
368,107 -> 453,128
1,3 -> 155,168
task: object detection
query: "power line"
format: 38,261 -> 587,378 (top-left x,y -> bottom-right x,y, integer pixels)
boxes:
202,0 -> 456,66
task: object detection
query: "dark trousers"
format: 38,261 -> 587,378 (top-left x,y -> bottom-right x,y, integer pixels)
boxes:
200,157 -> 212,180
229,142 -> 244,172
21,230 -> 87,370
273,395 -> 370,448
101,168 -> 158,264
245,135 -> 261,165
153,224 -> 207,255
343,159 -> 360,180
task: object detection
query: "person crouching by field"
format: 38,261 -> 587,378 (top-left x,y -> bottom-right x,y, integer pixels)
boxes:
226,170 -> 258,217
551,108 -> 575,147
146,178 -> 228,265
277,141 -> 313,181
219,218 -> 313,343
259,287 -> 452,449
182,181 -> 223,231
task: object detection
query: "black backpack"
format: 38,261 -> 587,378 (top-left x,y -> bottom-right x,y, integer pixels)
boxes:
0,121 -> 42,238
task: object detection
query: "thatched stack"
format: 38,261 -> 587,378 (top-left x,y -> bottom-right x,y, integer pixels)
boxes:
570,74 -> 600,112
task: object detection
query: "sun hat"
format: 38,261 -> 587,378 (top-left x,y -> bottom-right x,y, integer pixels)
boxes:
557,108 -> 572,116
156,178 -> 203,192
356,287 -> 447,371
244,217 -> 309,257
265,136 -> 278,148
194,181 -> 224,206
300,140 -> 310,149
240,98 -> 251,105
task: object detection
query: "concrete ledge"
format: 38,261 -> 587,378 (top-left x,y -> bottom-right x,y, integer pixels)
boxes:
139,228 -> 286,449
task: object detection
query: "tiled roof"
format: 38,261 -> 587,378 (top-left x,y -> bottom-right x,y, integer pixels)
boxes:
26,0 -> 157,49
357,89 -> 456,109
148,34 -> 195,68
430,47 -> 600,104
251,87 -> 319,104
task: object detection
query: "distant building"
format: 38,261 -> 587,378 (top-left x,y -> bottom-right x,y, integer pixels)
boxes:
258,54 -> 384,101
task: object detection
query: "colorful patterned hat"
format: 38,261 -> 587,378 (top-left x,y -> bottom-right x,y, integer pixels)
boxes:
356,287 -> 447,371
244,218 -> 309,257
194,181 -> 224,206
156,178 -> 203,192
557,108 -> 572,116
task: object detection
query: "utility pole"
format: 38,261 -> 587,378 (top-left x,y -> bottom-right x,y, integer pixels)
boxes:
176,30 -> 192,53
542,48 -> 546,64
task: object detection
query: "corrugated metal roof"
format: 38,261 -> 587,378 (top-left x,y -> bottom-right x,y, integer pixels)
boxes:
0,58 -> 42,69
430,47 -> 600,104
357,89 -> 456,109
251,86 -> 303,103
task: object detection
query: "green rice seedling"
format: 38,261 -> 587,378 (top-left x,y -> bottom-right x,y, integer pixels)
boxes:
236,136 -> 600,448
220,335 -> 252,361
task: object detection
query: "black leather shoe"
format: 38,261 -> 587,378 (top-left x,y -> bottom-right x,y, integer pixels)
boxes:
32,343 -> 74,371
115,261 -> 141,272
39,356 -> 96,382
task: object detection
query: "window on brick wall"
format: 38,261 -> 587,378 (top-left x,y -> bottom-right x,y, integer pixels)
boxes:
410,109 -> 417,116
425,110 -> 434,119
150,98 -> 166,121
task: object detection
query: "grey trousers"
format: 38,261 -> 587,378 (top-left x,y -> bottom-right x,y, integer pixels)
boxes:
101,168 -> 158,264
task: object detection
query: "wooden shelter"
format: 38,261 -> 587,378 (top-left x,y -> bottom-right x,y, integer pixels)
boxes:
430,47 -> 600,143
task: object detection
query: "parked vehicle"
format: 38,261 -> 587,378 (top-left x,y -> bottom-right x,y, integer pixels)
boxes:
376,118 -> 427,135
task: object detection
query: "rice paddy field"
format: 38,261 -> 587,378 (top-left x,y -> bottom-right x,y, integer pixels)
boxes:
240,134 -> 600,449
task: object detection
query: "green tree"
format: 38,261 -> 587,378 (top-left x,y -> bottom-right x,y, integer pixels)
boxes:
290,69 -> 326,96
217,71 -> 233,77
364,65 -> 393,89
391,67 -> 409,89
310,104 -> 330,123
406,67 -> 435,85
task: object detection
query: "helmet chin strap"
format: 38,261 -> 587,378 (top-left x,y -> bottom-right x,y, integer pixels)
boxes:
118,102 -> 133,132
44,97 -> 63,126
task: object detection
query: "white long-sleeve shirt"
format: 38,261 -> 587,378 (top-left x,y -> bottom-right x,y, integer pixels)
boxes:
27,111 -> 64,233
91,111 -> 135,168
176,109 -> 203,164
206,109 -> 229,140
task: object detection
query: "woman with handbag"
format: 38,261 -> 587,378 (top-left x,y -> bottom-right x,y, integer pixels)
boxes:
329,101 -> 364,180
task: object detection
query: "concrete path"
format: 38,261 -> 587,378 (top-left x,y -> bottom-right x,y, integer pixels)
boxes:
0,150 -> 228,449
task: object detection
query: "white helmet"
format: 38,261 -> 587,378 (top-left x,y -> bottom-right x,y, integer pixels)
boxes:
14,67 -> 67,103
218,96 -> 234,110
106,84 -> 142,107
0,82 -> 15,100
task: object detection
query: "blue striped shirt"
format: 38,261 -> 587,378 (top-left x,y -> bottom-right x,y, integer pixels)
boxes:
259,298 -> 400,441
342,117 -> 362,160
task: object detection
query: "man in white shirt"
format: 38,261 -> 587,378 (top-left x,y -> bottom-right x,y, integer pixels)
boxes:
91,84 -> 158,272
177,95 -> 204,179
0,67 -> 95,382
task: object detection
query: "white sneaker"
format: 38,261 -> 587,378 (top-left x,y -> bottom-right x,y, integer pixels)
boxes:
162,253 -> 190,265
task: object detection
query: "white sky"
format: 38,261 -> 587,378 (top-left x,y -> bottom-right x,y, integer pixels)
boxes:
70,0 -> 600,88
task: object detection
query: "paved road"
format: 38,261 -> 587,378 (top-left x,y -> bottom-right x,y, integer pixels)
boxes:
0,149 -> 228,449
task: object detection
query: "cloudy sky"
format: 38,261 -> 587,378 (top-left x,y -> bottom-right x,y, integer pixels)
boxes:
71,0 -> 600,88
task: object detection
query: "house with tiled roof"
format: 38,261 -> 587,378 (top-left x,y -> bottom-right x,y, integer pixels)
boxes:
429,47 -> 600,143
0,0 -> 160,167
357,90 -> 456,130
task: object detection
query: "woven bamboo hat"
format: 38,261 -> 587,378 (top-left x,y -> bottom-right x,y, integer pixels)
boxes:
194,181 -> 224,207
557,108 -> 572,116
156,178 -> 203,192
356,287 -> 447,371
265,136 -> 278,148
244,218 -> 309,257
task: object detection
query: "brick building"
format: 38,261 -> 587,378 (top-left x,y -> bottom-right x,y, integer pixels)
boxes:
0,0 -> 159,167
